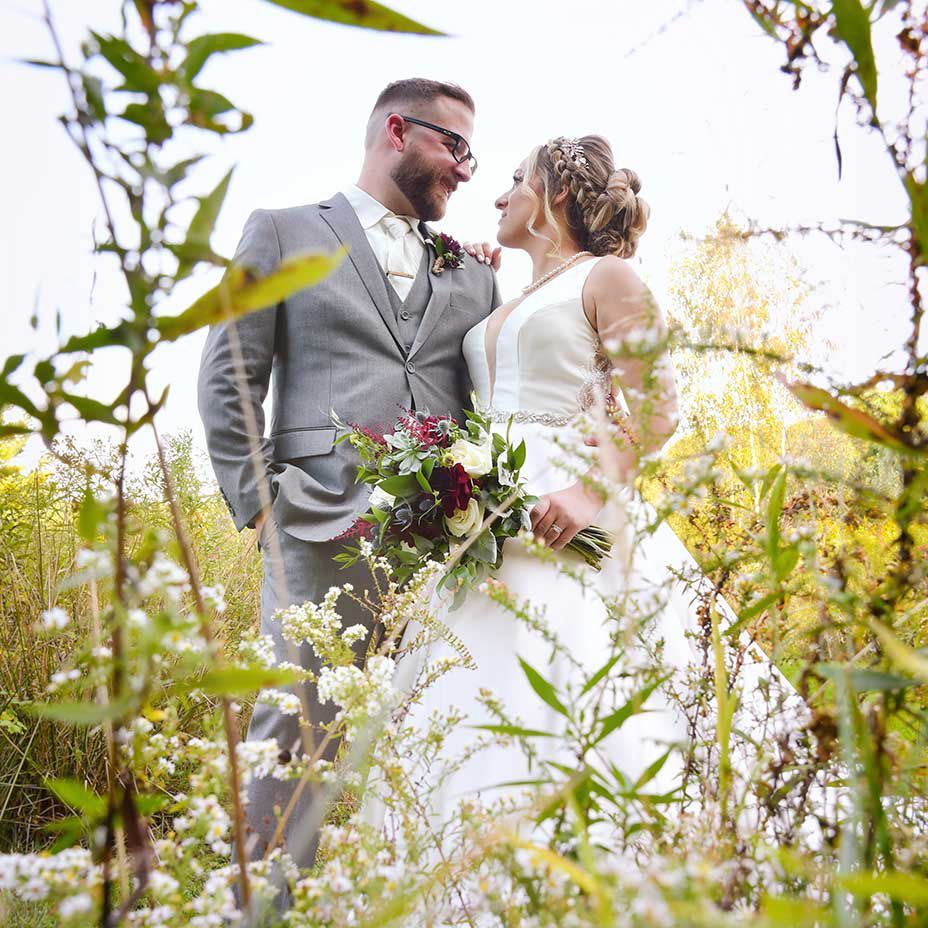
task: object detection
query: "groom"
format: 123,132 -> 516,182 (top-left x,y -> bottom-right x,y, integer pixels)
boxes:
197,78 -> 499,868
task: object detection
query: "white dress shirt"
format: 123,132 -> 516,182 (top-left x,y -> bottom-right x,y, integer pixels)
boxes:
341,184 -> 427,299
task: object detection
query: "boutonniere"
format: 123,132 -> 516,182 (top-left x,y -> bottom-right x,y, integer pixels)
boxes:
427,232 -> 465,274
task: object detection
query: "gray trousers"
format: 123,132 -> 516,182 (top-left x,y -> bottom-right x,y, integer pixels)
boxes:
244,518 -> 375,870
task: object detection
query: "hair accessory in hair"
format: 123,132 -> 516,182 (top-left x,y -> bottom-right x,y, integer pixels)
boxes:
550,136 -> 588,167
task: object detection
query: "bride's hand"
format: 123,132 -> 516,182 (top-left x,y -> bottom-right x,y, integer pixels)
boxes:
530,482 -> 605,551
463,241 -> 502,271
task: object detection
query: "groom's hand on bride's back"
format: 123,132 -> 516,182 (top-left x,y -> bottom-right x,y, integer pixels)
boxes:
463,241 -> 501,271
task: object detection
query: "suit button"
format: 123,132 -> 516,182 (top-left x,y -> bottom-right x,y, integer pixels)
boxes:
405,361 -> 416,374
400,310 -> 410,321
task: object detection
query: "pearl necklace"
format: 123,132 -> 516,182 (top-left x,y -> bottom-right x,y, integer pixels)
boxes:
522,251 -> 593,295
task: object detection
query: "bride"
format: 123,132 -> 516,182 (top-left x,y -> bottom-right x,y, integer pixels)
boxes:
375,135 -> 805,836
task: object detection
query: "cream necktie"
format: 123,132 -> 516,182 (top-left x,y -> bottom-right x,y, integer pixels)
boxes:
381,215 -> 419,301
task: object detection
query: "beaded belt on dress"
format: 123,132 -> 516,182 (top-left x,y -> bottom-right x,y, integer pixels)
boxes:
484,406 -> 575,427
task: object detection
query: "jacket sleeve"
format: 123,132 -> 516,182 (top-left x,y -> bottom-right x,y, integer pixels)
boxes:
197,209 -> 281,531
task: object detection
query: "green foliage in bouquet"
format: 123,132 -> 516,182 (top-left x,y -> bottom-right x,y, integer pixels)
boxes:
333,404 -> 613,602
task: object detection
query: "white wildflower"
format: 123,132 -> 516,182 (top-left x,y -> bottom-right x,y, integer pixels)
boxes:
201,584 -> 227,614
59,893 -> 94,918
126,608 -> 148,628
41,607 -> 70,630
137,552 -> 190,601
257,689 -> 301,716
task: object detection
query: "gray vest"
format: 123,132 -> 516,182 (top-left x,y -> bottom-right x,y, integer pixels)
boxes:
385,248 -> 433,355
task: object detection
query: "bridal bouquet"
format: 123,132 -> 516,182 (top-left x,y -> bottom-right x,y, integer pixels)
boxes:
333,405 -> 613,599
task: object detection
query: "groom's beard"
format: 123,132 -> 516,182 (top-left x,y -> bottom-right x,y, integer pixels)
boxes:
390,153 -> 447,221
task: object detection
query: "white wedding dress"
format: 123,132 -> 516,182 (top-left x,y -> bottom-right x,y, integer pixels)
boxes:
383,257 -> 807,828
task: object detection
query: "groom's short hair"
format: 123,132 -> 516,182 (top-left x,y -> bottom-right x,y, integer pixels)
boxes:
366,78 -> 475,147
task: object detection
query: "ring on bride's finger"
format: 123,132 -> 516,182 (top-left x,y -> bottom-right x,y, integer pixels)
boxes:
550,523 -> 563,536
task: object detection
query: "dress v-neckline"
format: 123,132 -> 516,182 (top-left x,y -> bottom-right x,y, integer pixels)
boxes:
483,258 -> 599,405
483,300 -> 523,405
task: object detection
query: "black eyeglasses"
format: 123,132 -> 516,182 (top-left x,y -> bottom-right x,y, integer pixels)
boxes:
399,114 -> 478,174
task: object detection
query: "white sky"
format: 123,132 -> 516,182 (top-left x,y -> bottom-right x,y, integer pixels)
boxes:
1,0 -> 915,467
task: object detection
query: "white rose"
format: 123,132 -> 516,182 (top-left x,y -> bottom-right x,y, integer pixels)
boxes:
444,498 -> 484,538
446,437 -> 493,477
368,486 -> 396,510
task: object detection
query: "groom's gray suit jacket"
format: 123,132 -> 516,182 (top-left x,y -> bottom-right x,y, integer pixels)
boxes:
198,192 -> 501,543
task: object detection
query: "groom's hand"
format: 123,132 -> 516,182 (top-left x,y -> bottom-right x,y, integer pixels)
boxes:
530,482 -> 604,551
463,241 -> 501,271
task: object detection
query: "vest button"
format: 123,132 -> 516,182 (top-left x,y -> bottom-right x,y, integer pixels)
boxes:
405,361 -> 416,374
400,310 -> 410,321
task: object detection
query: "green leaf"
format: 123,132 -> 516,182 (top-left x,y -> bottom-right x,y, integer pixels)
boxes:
82,74 -> 106,122
27,696 -> 134,726
19,58 -> 62,69
745,9 -> 778,38
188,87 -> 236,117
61,391 -> 122,425
761,895 -> 833,926
46,816 -> 85,852
766,468 -> 786,559
174,168 -> 234,280
185,666 -> 302,696
262,0 -> 443,35
187,89 -> 251,135
47,778 -> 106,817
377,474 -> 420,498
772,545 -> 800,583
91,32 -> 162,94
782,378 -> 914,453
593,677 -> 666,746
59,320 -> 134,356
839,869 -> 928,905
1,353 -> 27,378
188,168 -> 233,249
732,590 -> 781,628
832,0 -> 878,113
156,248 -> 345,342
0,423 -> 32,438
759,463 -> 782,503
472,723 -> 555,738
470,529 -> 498,564
181,33 -> 263,82
119,99 -> 172,145
163,155 -> 206,188
905,173 -> 928,265
817,664 -> 920,692
580,652 -> 623,697
135,793 -> 169,816
519,658 -> 569,719
0,378 -> 42,418
78,488 -> 105,541
632,748 -> 673,791
865,618 -> 928,684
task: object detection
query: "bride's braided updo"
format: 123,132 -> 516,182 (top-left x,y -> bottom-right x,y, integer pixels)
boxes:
527,135 -> 649,259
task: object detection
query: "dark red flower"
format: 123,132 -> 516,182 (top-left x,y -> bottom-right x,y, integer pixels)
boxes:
397,411 -> 455,448
439,233 -> 463,255
431,463 -> 473,517
347,420 -> 389,445
332,516 -> 375,542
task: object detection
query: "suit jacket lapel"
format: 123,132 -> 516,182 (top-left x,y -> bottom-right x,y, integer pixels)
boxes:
408,221 -> 453,359
318,193 -> 404,350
